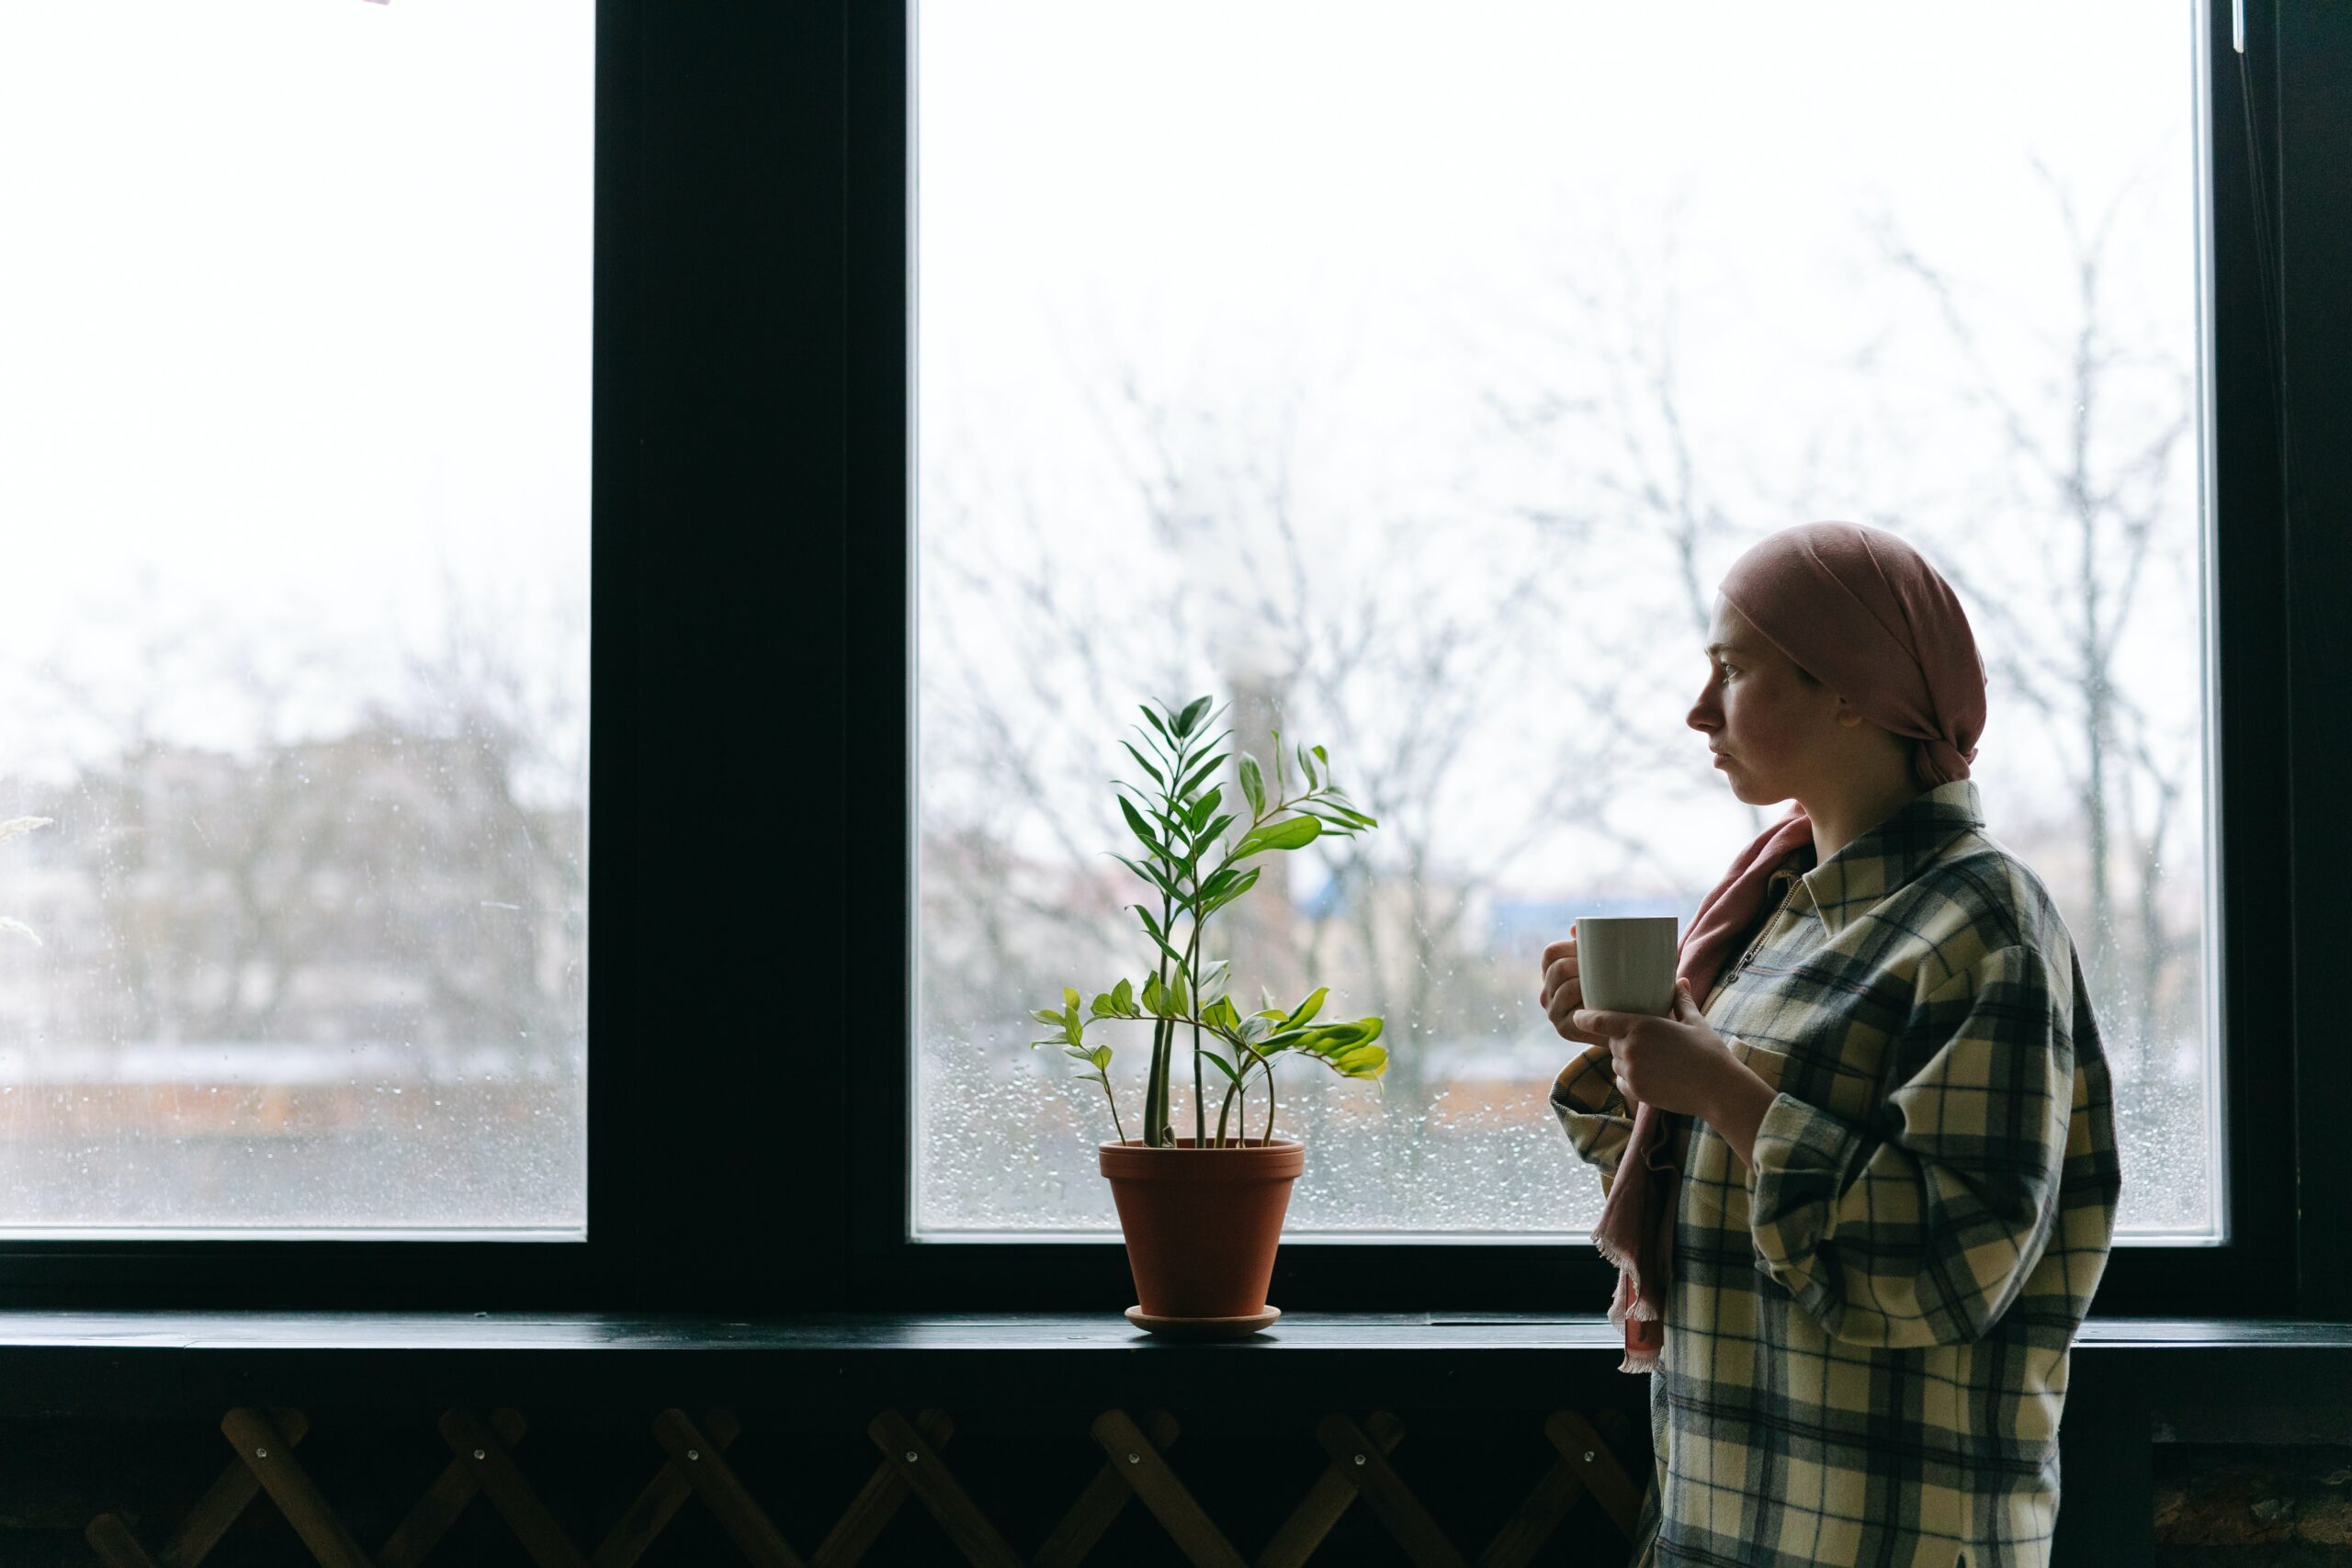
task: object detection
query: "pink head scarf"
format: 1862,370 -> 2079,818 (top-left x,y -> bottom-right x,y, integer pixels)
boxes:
1589,521 -> 1988,1372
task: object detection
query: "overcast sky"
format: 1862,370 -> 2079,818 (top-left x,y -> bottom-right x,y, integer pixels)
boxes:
916,0 -> 2206,898
0,1 -> 2205,897
0,0 -> 591,774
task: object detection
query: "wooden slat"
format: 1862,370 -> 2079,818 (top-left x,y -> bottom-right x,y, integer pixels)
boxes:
438,1409 -> 585,1568
1257,1410 -> 1405,1568
1540,1410 -> 1642,1539
1089,1409 -> 1247,1568
1476,1409 -> 1630,1568
220,1408 -> 374,1568
1029,1409 -> 1179,1568
1314,1413 -> 1467,1568
809,1409 -> 953,1568
865,1407 -> 1025,1568
380,1407 -> 528,1568
650,1408 -> 805,1568
593,1409 -> 745,1568
85,1513 -> 162,1568
170,1408 -> 314,1568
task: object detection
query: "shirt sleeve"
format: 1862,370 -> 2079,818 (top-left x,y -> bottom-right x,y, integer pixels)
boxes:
1550,1042 -> 1636,1189
1743,942 -> 2072,1349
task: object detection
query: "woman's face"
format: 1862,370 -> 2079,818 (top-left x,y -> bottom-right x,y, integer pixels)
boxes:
1686,595 -> 1835,806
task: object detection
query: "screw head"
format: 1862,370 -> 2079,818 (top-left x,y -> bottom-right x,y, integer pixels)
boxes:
473,1449 -> 487,1461
1126,1452 -> 1140,1464
687,1449 -> 700,1461
254,1447 -> 268,1459
1584,1450 -> 1596,1463
1353,1453 -> 1366,1466
905,1450 -> 919,1462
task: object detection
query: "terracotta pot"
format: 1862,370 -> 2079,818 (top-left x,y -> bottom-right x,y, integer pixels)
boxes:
1098,1135 -> 1304,1319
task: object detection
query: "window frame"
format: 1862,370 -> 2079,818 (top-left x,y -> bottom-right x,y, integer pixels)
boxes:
3,0 -> 2341,1323
0,0 -> 858,1313
846,0 -> 2322,1318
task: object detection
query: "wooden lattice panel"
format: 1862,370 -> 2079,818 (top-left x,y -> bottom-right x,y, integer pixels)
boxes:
85,1404 -> 1645,1567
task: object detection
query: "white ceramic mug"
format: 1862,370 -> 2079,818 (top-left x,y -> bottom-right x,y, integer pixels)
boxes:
1574,915 -> 1680,1015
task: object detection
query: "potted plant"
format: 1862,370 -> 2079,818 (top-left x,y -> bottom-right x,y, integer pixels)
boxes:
1029,694 -> 1387,1337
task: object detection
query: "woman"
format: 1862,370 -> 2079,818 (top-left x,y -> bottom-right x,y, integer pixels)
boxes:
1543,522 -> 2122,1567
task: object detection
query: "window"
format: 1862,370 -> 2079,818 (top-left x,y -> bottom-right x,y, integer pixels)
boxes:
910,2 -> 2217,1244
0,0 -> 592,1236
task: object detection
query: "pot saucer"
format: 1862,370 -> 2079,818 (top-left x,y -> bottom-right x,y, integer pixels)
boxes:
1125,1304 -> 1281,1339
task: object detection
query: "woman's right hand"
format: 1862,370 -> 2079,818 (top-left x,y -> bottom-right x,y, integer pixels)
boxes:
1538,929 -> 1610,1047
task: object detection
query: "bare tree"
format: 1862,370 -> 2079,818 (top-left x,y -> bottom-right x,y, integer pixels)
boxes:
1864,149 -> 2201,1085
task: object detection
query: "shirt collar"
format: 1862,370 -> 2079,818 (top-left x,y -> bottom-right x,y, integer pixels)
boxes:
1793,777 -> 1986,937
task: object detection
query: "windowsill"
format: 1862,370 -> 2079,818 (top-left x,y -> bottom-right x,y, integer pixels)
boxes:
0,1310 -> 2347,1424
0,1310 -> 2346,1348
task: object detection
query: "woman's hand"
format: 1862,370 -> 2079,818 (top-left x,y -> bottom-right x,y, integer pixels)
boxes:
1571,977 -> 1738,1119
1538,930 -> 1610,1048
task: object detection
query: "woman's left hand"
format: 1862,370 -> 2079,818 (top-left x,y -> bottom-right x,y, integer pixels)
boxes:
1571,977 -> 1736,1119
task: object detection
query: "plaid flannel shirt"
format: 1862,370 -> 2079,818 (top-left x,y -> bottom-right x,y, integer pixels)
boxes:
1551,778 -> 2123,1567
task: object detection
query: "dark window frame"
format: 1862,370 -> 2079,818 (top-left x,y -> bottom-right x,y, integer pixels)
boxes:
843,0 -> 2337,1320
4,0 -> 2346,1323
0,0 -> 854,1314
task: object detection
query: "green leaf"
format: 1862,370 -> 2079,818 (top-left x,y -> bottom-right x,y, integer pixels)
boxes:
1118,795 -> 1172,860
1112,853 -> 1171,895
1090,992 -> 1119,1020
1232,816 -> 1321,861
1176,694 -> 1213,738
1299,1018 -> 1386,1078
1238,753 -> 1265,817
1090,1044 -> 1113,1071
1118,740 -> 1166,788
1238,1014 -> 1273,1043
1134,905 -> 1163,938
1295,742 -> 1319,790
1203,995 -> 1239,1030
1139,704 -> 1174,746
1185,785 -> 1223,834
1198,1049 -> 1243,1086
1034,1008 -> 1065,1026
1064,987 -> 1081,1013
1282,986 -> 1329,1030
1142,973 -> 1167,1015
1195,957 -> 1230,1008
1169,972 -> 1190,1016
1179,751 -> 1227,798
1144,930 -> 1189,972
1113,977 -> 1135,1013
1203,864 -> 1261,914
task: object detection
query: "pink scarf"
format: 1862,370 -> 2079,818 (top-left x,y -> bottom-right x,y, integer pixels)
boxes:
1591,522 -> 1988,1373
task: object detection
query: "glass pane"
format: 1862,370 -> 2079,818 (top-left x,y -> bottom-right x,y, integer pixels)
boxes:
914,2 -> 2211,1241
0,0 -> 592,1236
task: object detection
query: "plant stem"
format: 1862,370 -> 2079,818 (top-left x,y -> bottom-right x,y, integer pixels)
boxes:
1102,1075 -> 1127,1145
1183,913 -> 1205,1148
